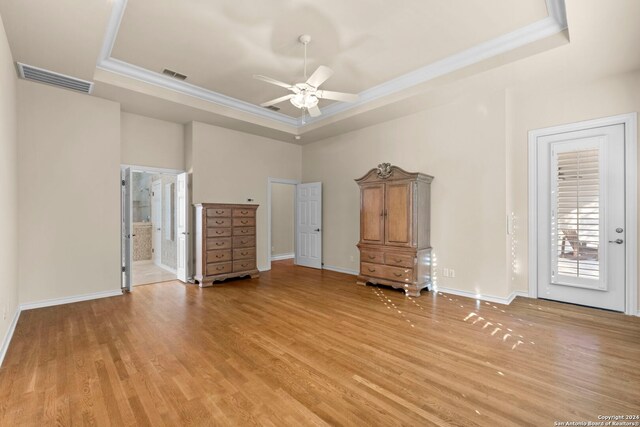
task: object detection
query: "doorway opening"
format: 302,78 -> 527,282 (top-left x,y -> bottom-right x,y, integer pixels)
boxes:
270,182 -> 296,262
528,113 -> 637,315
267,178 -> 323,271
121,165 -> 189,291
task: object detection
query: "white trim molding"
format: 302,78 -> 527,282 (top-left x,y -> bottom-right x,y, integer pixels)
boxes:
432,287 -> 529,305
270,253 -> 295,261
0,307 -> 21,367
322,265 -> 359,276
97,0 -> 567,131
20,290 -> 123,311
528,113 -> 638,316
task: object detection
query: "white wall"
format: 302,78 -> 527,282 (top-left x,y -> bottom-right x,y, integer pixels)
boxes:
121,111 -> 184,170
302,69 -> 640,302
18,81 -> 121,304
0,14 -> 18,357
507,70 -> 640,306
271,183 -> 295,257
188,121 -> 302,270
303,88 -> 509,298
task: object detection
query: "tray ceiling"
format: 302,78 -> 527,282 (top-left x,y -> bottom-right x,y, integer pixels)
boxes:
110,0 -> 549,118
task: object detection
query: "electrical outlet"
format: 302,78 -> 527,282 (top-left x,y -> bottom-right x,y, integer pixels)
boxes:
443,268 -> 449,277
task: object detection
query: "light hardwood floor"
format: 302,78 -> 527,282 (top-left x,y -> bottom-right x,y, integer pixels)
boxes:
1,260 -> 639,426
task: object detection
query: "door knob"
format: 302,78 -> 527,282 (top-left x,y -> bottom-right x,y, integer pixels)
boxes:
314,228 -> 321,232
608,239 -> 624,244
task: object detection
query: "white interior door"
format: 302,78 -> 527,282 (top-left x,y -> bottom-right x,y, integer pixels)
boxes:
296,182 -> 322,269
151,180 -> 162,266
537,124 -> 626,311
122,167 -> 132,292
176,172 -> 189,282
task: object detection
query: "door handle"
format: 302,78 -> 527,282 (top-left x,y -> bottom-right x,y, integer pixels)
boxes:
608,239 -> 624,244
314,228 -> 321,232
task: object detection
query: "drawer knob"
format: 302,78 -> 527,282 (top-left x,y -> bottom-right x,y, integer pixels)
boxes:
216,242 -> 223,246
241,210 -> 248,214
216,210 -> 224,214
217,266 -> 224,271
241,263 -> 248,267
241,230 -> 248,233
216,254 -> 223,258
216,220 -> 223,224
368,268 -> 375,272
241,240 -> 247,244
394,258 -> 402,262
393,272 -> 403,277
368,255 -> 375,259
216,230 -> 223,234
241,220 -> 248,224
241,252 -> 248,256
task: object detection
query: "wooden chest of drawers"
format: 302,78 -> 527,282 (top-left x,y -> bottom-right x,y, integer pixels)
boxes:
194,203 -> 259,287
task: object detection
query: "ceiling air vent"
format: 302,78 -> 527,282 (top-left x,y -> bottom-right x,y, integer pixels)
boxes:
264,105 -> 280,112
162,68 -> 187,81
17,62 -> 93,94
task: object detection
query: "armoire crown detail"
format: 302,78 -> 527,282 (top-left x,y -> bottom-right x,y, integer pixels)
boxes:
376,162 -> 393,179
355,165 -> 434,296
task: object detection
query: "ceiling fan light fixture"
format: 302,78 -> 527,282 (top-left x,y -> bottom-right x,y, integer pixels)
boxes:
290,92 -> 318,109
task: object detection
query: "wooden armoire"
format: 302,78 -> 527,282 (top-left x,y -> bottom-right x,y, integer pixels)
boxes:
193,203 -> 259,287
355,164 -> 433,296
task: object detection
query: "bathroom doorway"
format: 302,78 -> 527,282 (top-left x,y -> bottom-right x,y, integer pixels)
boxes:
122,165 -> 188,289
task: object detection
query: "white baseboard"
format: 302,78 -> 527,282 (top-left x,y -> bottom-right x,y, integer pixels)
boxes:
432,286 -> 528,305
270,253 -> 295,261
322,265 -> 359,275
0,306 -> 21,367
20,289 -> 123,311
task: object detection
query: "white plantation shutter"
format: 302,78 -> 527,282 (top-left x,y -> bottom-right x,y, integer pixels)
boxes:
551,143 -> 605,289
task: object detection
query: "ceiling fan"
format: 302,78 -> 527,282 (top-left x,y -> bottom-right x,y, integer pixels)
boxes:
254,34 -> 358,118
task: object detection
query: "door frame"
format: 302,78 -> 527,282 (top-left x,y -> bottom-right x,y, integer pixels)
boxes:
151,178 -> 163,266
527,113 -> 638,315
120,164 -> 185,288
266,177 -> 300,271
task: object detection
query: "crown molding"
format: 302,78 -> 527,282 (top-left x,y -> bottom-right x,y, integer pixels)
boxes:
97,57 -> 299,127
97,0 -> 567,131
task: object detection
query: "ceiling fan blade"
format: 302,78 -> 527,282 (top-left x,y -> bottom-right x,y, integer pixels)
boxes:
306,65 -> 334,88
260,94 -> 294,107
253,75 -> 294,90
316,90 -> 359,103
307,105 -> 322,117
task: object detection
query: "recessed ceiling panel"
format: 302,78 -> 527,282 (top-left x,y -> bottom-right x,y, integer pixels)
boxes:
111,0 -> 548,117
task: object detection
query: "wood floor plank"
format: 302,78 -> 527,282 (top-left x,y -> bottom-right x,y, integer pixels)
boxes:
1,259 -> 639,426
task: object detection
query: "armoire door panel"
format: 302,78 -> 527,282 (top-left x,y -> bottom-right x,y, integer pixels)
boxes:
385,182 -> 412,246
361,184 -> 385,244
